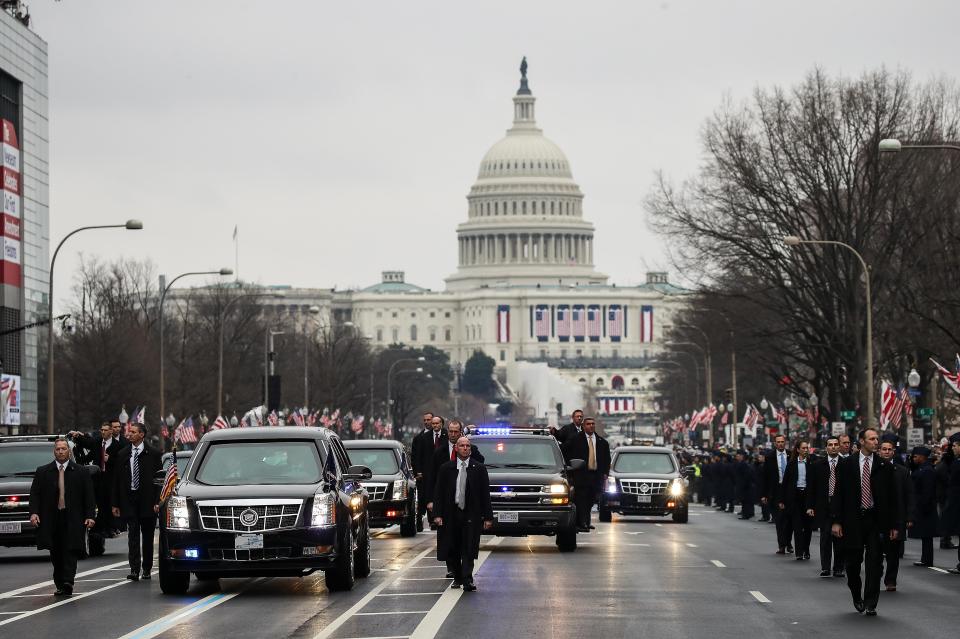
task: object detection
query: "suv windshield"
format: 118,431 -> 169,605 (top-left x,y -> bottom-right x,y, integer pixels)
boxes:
472,438 -> 562,469
195,441 -> 323,485
614,452 -> 676,474
0,445 -> 54,476
347,448 -> 398,475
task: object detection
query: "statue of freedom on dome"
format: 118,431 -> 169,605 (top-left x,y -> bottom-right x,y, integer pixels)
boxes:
520,56 -> 528,79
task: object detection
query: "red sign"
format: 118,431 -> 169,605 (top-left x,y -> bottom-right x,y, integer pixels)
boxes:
1,121 -> 17,148
1,215 -> 19,240
0,168 -> 18,195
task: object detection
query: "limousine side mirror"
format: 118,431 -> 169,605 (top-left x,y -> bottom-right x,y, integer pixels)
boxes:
344,465 -> 373,480
566,459 -> 585,471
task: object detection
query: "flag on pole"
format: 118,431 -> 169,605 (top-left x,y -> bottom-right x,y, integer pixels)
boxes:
930,356 -> 960,395
174,417 -> 197,444
210,415 -> 229,431
267,411 -> 279,426
132,406 -> 145,424
159,448 -> 179,502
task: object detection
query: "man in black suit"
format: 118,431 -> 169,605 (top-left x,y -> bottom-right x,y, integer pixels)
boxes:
806,437 -> 844,577
28,438 -> 96,596
112,422 -> 162,581
410,411 -> 435,531
879,439 -> 912,590
562,416 -> 611,531
734,450 -> 756,520
830,428 -> 899,616
781,440 -> 813,560
762,434 -> 794,554
69,421 -> 123,538
551,409 -> 584,450
426,420 -> 484,515
432,436 -> 494,591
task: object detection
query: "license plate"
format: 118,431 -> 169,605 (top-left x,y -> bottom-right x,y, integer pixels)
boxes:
495,511 -> 519,523
0,522 -> 21,534
638,496 -> 652,503
235,533 -> 263,550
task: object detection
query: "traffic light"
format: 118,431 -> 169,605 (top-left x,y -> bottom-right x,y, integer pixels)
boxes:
838,365 -> 848,390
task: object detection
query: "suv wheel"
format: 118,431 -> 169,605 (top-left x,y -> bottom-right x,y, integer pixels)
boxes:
159,558 -> 190,595
598,505 -> 612,523
672,503 -> 689,524
325,524 -> 356,591
556,526 -> 577,552
354,518 -> 371,578
400,491 -> 418,537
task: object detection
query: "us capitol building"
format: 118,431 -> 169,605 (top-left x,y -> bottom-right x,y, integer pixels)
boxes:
196,61 -> 688,421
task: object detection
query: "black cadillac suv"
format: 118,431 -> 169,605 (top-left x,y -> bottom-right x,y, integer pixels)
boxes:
343,440 -> 418,537
599,445 -> 691,523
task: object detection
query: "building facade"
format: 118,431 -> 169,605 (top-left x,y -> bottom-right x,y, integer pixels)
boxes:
1,6 -> 49,428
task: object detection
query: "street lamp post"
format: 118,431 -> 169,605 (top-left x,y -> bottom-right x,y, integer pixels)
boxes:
669,341 -> 708,408
264,329 -> 284,412
46,220 -> 143,433
386,357 -> 426,437
159,268 -> 232,426
879,139 -> 960,154
713,312 -> 738,426
217,290 -> 284,417
784,236 -> 874,427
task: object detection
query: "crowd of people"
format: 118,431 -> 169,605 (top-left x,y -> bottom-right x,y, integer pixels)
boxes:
679,429 -> 960,615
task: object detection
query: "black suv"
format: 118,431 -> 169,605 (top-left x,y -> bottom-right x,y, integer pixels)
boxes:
158,427 -> 373,593
343,440 -> 418,537
469,430 -> 581,552
600,445 -> 691,523
0,435 -> 102,549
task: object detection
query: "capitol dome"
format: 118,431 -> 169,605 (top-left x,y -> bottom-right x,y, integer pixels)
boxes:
446,58 -> 608,292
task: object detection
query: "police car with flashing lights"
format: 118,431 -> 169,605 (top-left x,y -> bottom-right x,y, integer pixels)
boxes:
599,445 -> 693,523
469,426 -> 582,552
342,440 -> 418,537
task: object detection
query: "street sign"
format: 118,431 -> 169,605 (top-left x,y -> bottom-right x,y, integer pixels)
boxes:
840,411 -> 857,420
917,408 -> 935,417
908,388 -> 922,398
766,420 -> 779,427
907,428 -> 924,447
831,422 -> 846,436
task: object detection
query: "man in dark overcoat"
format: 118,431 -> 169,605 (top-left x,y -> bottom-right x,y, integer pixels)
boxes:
410,411 -> 436,531
908,446 -> 937,569
432,436 -> 493,591
940,433 -> 960,573
562,416 -> 611,531
879,439 -> 912,589
28,438 -> 96,596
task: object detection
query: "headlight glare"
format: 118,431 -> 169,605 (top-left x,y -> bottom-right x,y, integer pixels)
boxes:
606,477 -> 618,493
166,496 -> 190,530
312,491 -> 336,527
392,480 -> 407,500
547,484 -> 567,494
670,481 -> 684,496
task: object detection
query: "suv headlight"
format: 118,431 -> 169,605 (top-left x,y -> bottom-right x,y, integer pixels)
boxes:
670,480 -> 685,496
541,484 -> 567,494
166,496 -> 190,530
312,491 -> 336,527
606,477 -> 618,494
392,479 -> 407,501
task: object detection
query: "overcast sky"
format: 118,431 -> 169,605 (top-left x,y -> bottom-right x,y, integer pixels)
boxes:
26,0 -> 956,303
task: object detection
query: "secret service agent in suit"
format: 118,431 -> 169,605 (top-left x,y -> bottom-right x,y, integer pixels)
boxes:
426,420 -> 484,524
780,441 -> 813,561
562,417 -> 611,531
551,409 -> 584,450
112,422 -> 163,581
734,450 -> 756,519
28,438 -> 96,596
908,446 -> 938,568
806,437 -> 844,577
762,434 -> 794,554
830,428 -> 899,616
410,411 -> 436,530
878,440 -> 912,590
432,436 -> 494,591
69,422 -> 123,535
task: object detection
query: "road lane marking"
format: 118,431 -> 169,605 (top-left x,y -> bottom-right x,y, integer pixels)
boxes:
408,550 -> 492,639
485,536 -> 504,546
354,611 -> 430,615
750,591 -> 771,603
0,579 -> 129,627
624,531 -> 645,535
711,560 -> 726,568
375,592 -> 446,596
626,543 -> 650,547
311,548 -> 432,639
686,543 -> 698,548
928,567 -> 949,573
654,524 -> 662,527
398,577 -> 451,581
0,560 -> 129,599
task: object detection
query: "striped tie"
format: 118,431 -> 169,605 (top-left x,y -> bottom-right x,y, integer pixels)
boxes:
860,456 -> 872,508
828,459 -> 836,497
132,448 -> 140,491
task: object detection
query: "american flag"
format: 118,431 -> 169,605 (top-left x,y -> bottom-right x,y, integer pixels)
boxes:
210,415 -> 229,431
534,306 -> 550,342
930,356 -> 960,395
290,411 -> 305,427
640,305 -> 654,343
307,411 -> 317,426
880,381 -> 909,429
743,404 -> 761,430
174,417 -> 197,444
351,415 -> 364,433
267,411 -> 279,426
572,305 -> 586,342
556,306 -> 571,342
587,305 -> 601,342
159,449 -> 178,502
131,406 -> 145,425
607,305 -> 623,342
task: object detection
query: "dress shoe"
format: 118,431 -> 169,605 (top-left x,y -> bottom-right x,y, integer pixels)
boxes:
126,573 -> 140,581
939,541 -> 957,549
141,571 -> 152,580
578,526 -> 590,532
852,598 -> 865,613
819,570 -> 832,577
865,608 -> 877,616
833,570 -> 845,578
445,571 -> 455,578
775,548 -> 786,555
738,515 -> 753,520
462,581 -> 477,592
451,580 -> 462,589
885,584 -> 896,592
589,525 -> 596,529
796,556 -> 805,561
786,546 -> 794,554
947,568 -> 960,575
804,553 -> 811,560
54,585 -> 72,596
913,561 -> 932,567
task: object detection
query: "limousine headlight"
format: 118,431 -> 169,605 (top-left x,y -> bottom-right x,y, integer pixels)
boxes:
312,492 -> 336,527
166,496 -> 189,530
392,480 -> 408,500
670,480 -> 685,496
606,477 -> 618,494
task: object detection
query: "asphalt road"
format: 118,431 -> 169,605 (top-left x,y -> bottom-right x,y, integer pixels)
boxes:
2,504 -> 958,639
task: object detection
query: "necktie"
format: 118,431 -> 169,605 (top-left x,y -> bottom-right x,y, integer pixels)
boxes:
860,456 -> 872,508
456,462 -> 467,510
450,446 -> 455,461
828,459 -> 836,497
57,464 -> 66,510
132,448 -> 140,491
588,436 -> 597,471
779,453 -> 786,482
101,441 -> 107,471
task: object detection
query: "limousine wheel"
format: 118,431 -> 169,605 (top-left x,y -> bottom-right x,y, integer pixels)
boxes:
354,519 -> 371,578
159,558 -> 190,595
325,526 -> 355,592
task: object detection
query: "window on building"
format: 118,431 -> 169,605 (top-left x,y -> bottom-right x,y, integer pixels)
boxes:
575,349 -> 582,357
376,328 -> 383,342
429,311 -> 435,318
612,375 -> 625,390
411,312 -> 416,318
631,377 -> 640,386
445,328 -> 452,341
595,377 -> 605,387
560,350 -> 567,359
410,325 -> 418,341
500,350 -> 506,361
376,311 -> 382,318
391,328 -> 399,343
392,312 -> 398,318
540,349 -> 547,358
445,311 -> 451,318
578,378 -> 587,384
429,329 -> 436,342
612,350 -> 619,359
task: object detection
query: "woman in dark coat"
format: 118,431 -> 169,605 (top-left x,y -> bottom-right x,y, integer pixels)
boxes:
909,447 -> 938,567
